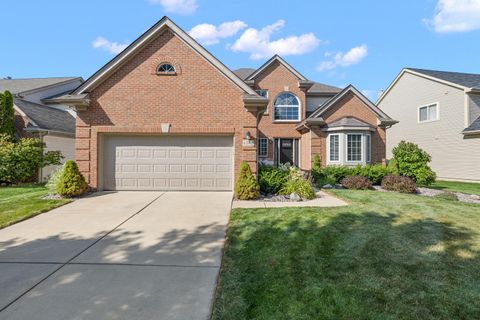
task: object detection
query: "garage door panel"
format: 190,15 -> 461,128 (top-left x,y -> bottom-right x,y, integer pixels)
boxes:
103,135 -> 233,191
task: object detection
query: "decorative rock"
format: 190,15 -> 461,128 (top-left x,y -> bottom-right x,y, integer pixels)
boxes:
334,184 -> 345,189
322,184 -> 333,189
289,193 -> 301,201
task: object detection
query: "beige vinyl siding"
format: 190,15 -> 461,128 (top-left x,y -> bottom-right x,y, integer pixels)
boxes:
378,72 -> 480,181
41,134 -> 75,181
468,94 -> 480,125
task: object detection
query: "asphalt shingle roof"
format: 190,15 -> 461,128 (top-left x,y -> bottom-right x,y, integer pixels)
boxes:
408,68 -> 480,89
233,68 -> 342,94
14,98 -> 75,134
0,77 -> 78,95
463,116 -> 480,133
326,116 -> 373,128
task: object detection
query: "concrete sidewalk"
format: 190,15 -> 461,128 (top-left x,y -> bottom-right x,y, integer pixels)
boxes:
0,191 -> 232,320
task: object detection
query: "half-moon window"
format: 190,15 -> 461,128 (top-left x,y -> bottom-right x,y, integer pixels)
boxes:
157,63 -> 176,74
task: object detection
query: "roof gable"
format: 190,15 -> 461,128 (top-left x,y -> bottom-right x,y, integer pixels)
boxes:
74,17 -> 256,95
310,85 -> 395,123
245,55 -> 307,81
376,68 -> 475,104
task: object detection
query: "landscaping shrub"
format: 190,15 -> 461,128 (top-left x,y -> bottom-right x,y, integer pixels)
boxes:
279,167 -> 315,199
392,141 -> 436,186
434,192 -> 458,201
314,164 -> 393,186
311,155 -> 322,182
258,165 -> 288,195
0,91 -> 15,138
381,175 -> 417,193
56,160 -> 88,197
0,134 -> 63,184
234,162 -> 260,200
320,165 -> 353,184
341,175 -> 373,190
46,165 -> 65,195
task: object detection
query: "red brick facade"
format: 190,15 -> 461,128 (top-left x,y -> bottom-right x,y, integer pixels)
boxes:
76,21 -> 391,190
76,30 -> 258,189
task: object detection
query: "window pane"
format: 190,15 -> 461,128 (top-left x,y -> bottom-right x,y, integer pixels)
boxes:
366,135 -> 371,163
329,135 -> 339,161
419,107 -> 428,121
428,105 -> 437,120
347,134 -> 362,162
258,138 -> 268,157
274,93 -> 300,120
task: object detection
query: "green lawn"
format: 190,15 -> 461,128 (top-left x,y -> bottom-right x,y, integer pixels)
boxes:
212,190 -> 480,320
0,184 -> 71,229
429,180 -> 480,195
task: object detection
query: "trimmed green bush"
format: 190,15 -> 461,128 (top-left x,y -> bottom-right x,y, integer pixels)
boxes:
381,175 -> 417,194
313,164 -> 394,186
279,167 -> 315,199
56,160 -> 88,197
46,165 -> 65,195
234,162 -> 260,200
392,141 -> 436,186
341,176 -> 373,190
258,165 -> 288,195
0,134 -> 63,183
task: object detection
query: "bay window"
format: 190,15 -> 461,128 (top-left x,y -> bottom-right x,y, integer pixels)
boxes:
326,132 -> 372,165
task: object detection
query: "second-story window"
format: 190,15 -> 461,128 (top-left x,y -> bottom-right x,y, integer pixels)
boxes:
157,63 -> 176,75
273,92 -> 300,121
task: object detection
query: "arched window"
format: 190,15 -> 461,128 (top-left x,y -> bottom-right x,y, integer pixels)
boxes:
157,63 -> 176,74
273,92 -> 300,121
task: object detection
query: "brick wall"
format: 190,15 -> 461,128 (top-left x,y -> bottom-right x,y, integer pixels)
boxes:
254,61 -> 307,162
308,92 -> 387,166
77,29 -> 257,189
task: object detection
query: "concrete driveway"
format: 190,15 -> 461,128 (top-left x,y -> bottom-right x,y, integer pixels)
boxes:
0,191 -> 232,320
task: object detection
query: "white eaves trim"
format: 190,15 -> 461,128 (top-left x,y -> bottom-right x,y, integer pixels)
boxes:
74,16 -> 257,95
376,68 -> 469,105
245,55 -> 307,81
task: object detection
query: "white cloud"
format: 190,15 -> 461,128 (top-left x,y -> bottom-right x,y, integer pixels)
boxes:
424,0 -> 480,33
148,0 -> 198,15
189,21 -> 248,45
92,37 -> 129,55
316,44 -> 368,72
230,20 -> 321,60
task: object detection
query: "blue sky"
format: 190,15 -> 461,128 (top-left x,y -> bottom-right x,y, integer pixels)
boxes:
2,0 -> 480,100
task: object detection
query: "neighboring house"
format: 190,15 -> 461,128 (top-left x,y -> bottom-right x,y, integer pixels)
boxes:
0,77 -> 83,180
50,16 -> 396,191
377,68 -> 480,182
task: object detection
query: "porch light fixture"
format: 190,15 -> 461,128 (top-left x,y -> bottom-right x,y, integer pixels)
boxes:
245,131 -> 252,140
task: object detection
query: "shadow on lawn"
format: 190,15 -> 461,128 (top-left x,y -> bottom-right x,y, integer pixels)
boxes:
0,222 -> 224,319
213,210 -> 480,320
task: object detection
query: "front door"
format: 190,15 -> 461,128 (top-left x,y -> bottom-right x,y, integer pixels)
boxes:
275,138 -> 299,166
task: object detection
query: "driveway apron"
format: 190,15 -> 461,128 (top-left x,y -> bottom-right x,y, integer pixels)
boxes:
0,191 -> 232,320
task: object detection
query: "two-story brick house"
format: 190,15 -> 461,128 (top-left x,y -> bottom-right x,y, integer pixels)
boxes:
51,16 -> 397,191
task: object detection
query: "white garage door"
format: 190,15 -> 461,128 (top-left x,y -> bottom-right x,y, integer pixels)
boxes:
102,135 -> 233,191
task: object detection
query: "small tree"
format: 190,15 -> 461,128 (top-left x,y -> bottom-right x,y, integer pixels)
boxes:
56,160 -> 88,197
0,91 -> 15,138
392,141 -> 436,186
234,162 -> 260,200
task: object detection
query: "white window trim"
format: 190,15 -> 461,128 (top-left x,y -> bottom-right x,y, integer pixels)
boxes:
365,134 -> 371,163
273,92 -> 301,122
258,138 -> 268,157
345,133 -> 363,164
327,133 -> 341,164
418,102 -> 440,123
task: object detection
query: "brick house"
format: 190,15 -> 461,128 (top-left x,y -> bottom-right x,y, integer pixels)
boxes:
52,17 -> 397,191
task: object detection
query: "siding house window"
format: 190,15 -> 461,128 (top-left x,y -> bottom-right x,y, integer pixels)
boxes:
255,89 -> 268,98
258,138 -> 268,157
347,134 -> 362,162
419,103 -> 438,122
273,92 -> 301,121
329,134 -> 340,162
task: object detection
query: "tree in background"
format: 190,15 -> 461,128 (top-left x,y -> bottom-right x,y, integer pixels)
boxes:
0,91 -> 15,138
